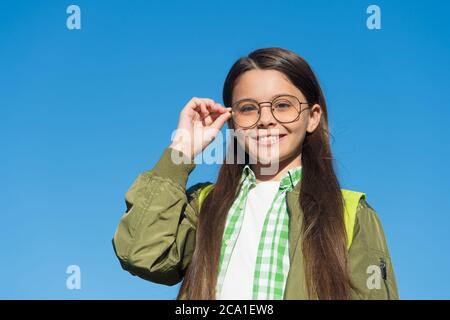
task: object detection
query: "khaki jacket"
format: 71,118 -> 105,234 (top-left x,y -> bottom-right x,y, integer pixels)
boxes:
112,147 -> 399,299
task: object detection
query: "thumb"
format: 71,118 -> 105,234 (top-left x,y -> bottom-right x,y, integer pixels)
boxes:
211,109 -> 232,131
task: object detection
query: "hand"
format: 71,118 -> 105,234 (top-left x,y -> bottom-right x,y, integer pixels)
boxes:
169,97 -> 232,160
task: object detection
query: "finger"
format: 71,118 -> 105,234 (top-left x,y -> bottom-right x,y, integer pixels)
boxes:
211,109 -> 232,131
204,104 -> 231,125
199,98 -> 214,118
187,98 -> 227,121
200,102 -> 223,122
198,100 -> 208,117
206,104 -> 230,121
202,111 -> 215,126
184,97 -> 201,119
209,106 -> 231,121
190,98 -> 209,119
200,99 -> 230,115
187,97 -> 201,110
200,99 -> 223,118
214,103 -> 230,113
201,98 -> 217,108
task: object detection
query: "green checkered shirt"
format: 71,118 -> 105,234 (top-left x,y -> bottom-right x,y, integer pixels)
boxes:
216,164 -> 302,300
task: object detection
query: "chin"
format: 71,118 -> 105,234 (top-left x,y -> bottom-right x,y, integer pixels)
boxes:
246,143 -> 288,165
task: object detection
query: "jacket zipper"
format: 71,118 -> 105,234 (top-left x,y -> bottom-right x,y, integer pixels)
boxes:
379,257 -> 391,300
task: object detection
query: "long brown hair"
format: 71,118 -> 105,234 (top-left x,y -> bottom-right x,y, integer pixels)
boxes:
177,47 -> 354,300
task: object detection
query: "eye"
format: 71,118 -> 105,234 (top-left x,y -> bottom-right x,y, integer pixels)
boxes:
274,102 -> 292,109
239,104 -> 259,113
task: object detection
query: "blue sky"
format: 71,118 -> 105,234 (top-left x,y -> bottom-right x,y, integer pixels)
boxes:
1,0 -> 449,299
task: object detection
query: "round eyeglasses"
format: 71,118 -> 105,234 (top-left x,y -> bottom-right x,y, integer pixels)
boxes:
230,94 -> 313,129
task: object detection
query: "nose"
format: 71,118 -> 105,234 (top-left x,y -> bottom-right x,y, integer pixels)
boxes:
257,104 -> 277,128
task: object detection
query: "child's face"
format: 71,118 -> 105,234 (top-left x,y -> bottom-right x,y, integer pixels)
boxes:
230,69 -> 322,166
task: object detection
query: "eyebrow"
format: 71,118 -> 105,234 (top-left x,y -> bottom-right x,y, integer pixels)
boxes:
233,92 -> 294,104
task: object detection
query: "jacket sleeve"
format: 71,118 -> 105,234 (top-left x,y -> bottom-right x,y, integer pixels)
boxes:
112,147 -> 211,286
348,198 -> 400,300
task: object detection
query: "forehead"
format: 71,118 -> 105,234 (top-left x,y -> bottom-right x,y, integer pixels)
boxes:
232,69 -> 306,103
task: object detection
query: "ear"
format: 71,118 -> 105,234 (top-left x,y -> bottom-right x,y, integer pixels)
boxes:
306,103 -> 322,133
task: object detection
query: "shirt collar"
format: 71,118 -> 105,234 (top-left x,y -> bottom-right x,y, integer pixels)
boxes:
240,164 -> 302,191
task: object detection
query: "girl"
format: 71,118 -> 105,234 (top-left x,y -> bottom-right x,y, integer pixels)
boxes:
113,47 -> 399,300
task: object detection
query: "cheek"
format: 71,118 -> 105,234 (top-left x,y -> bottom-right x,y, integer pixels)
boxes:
281,135 -> 302,152
280,125 -> 305,153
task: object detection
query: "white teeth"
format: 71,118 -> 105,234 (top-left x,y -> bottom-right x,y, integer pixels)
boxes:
256,135 -> 282,144
260,136 -> 278,142
249,134 -> 286,145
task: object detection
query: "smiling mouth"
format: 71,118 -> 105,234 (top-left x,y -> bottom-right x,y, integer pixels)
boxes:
250,134 -> 287,145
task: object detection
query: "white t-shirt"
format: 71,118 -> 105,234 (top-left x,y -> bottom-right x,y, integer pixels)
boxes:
217,180 -> 281,300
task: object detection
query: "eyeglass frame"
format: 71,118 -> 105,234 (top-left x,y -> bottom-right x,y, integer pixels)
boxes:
229,93 -> 314,129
